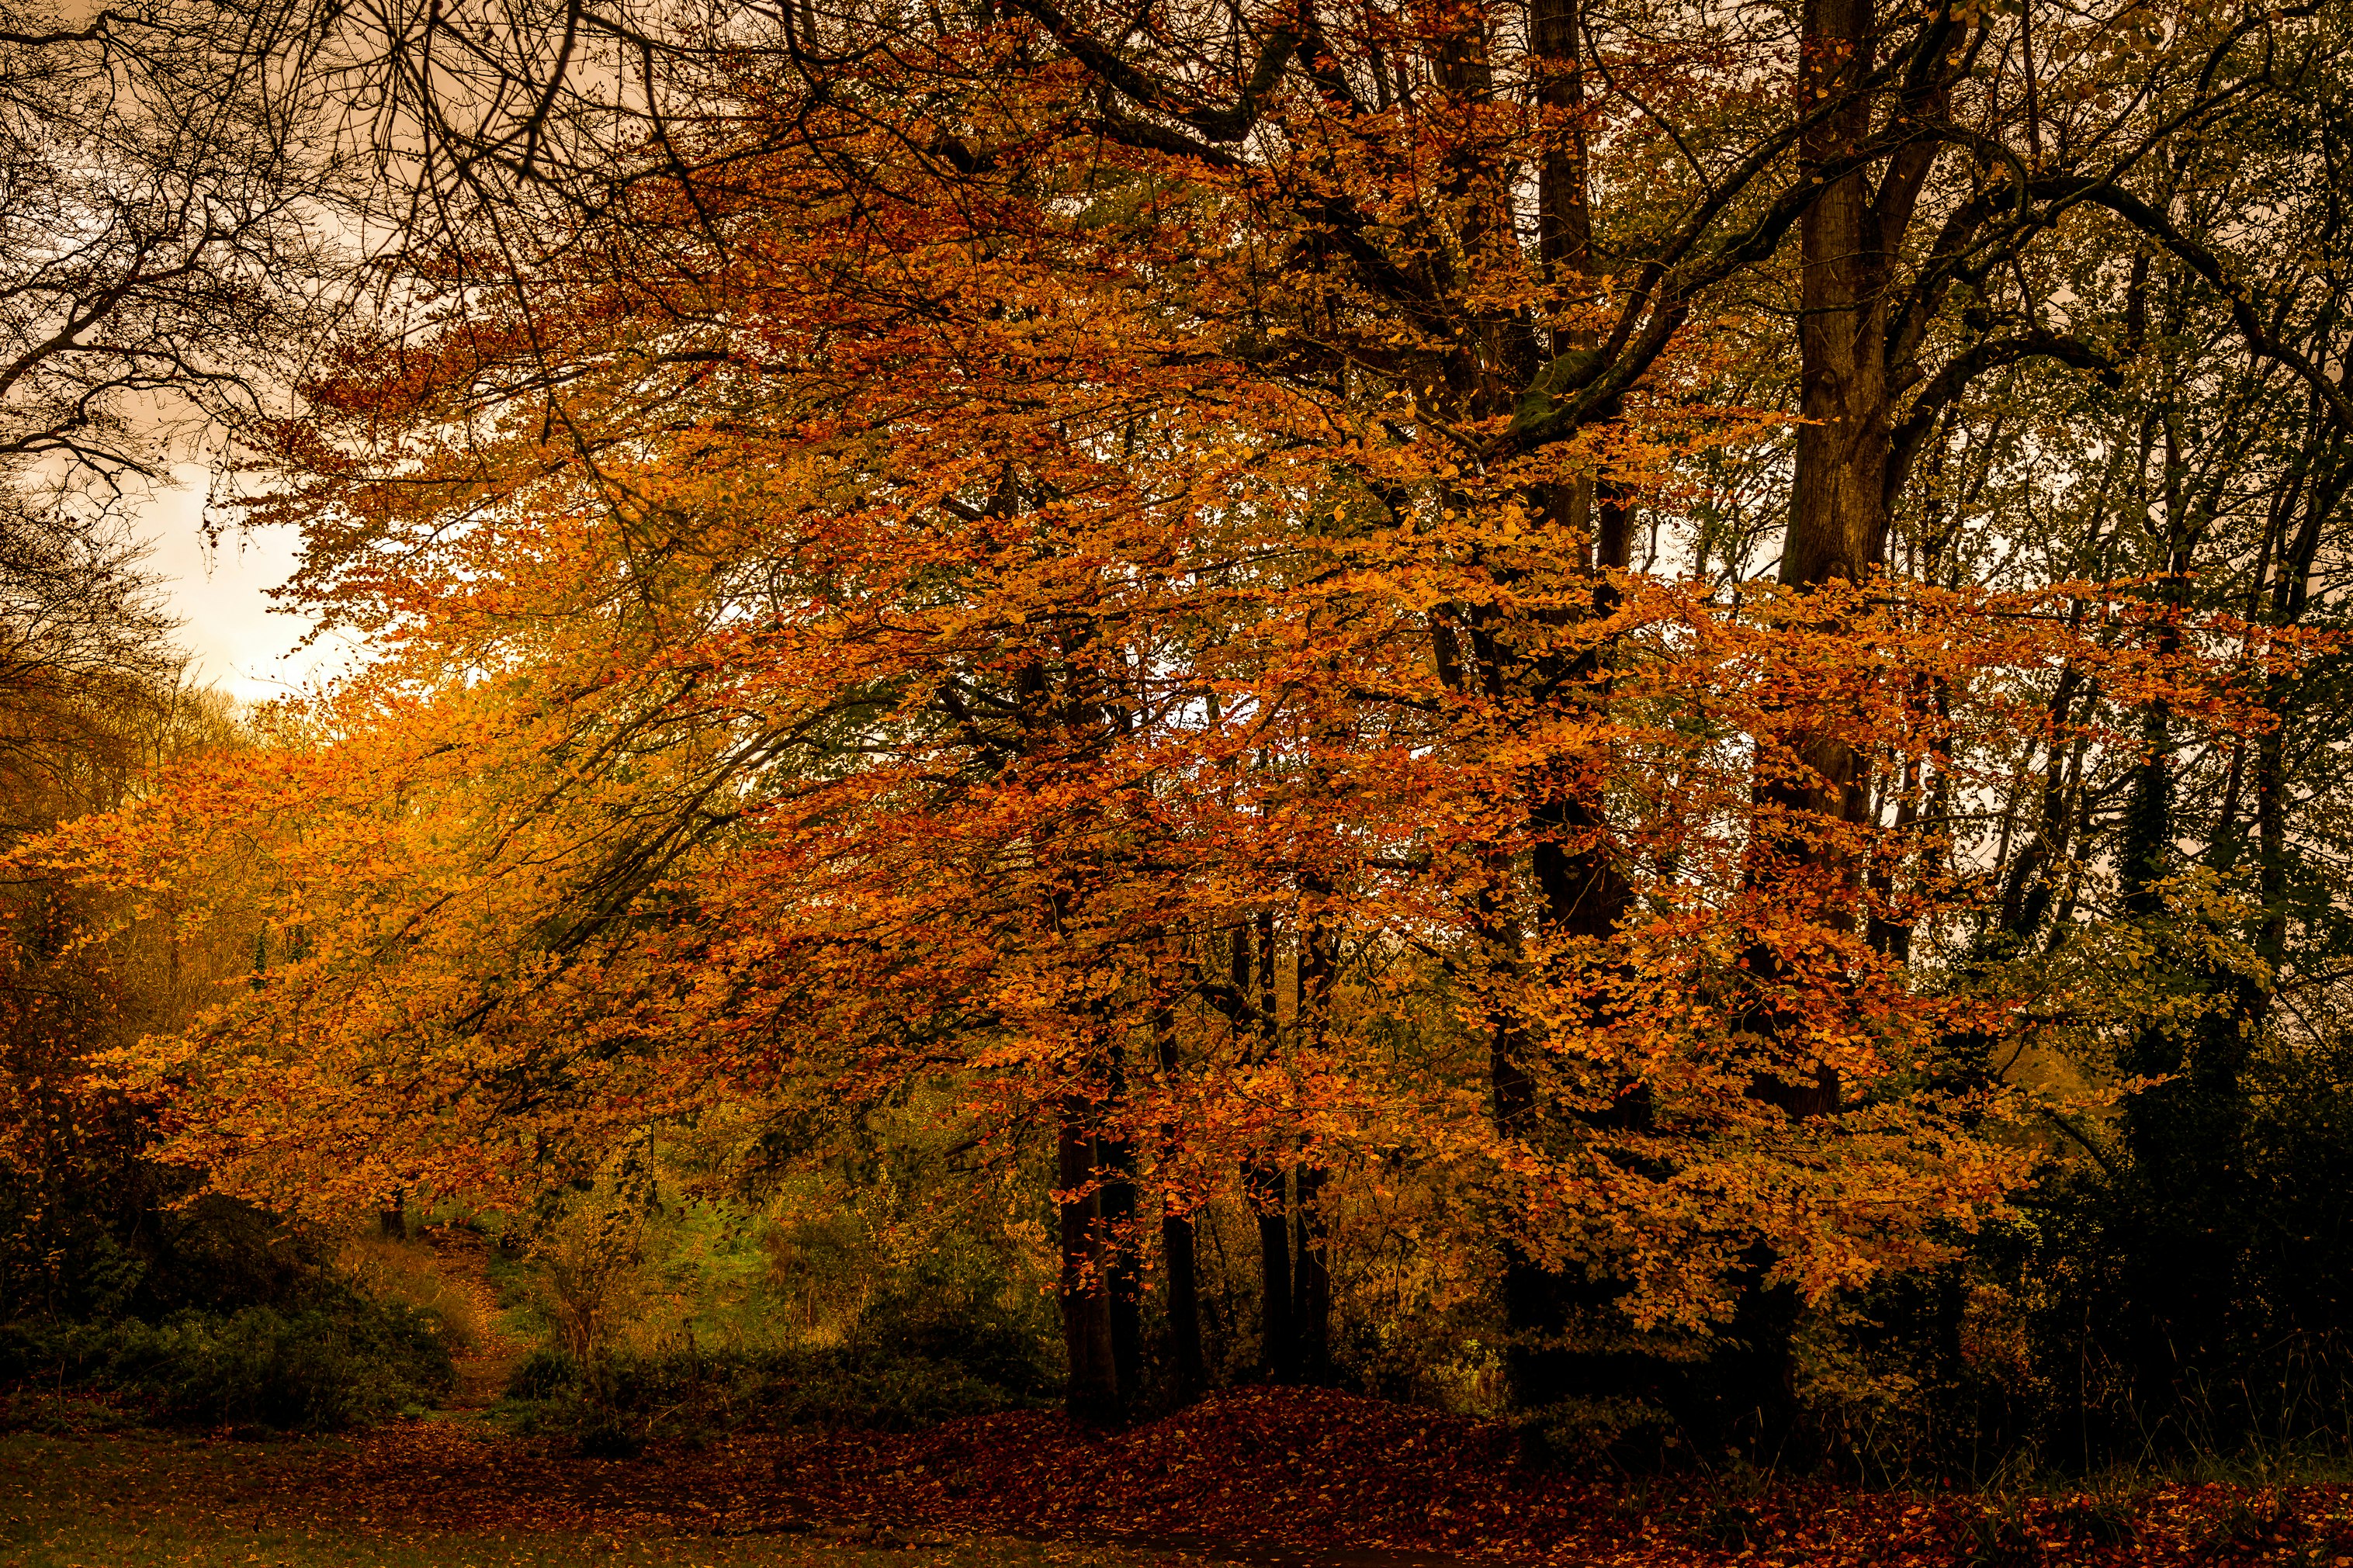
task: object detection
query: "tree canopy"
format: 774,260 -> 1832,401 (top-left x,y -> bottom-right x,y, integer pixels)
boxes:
4,0 -> 2351,1459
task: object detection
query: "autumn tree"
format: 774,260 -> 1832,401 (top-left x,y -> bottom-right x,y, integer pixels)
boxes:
26,0 -> 2345,1466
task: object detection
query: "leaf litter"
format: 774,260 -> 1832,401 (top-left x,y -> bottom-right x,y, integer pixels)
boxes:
12,1386 -> 2353,1566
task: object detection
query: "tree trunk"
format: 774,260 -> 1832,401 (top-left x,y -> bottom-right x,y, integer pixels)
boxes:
1290,882 -> 1340,1385
1771,0 -> 1886,936
1533,0 -> 1592,285
1152,1001 -> 1205,1401
1104,1140 -> 1142,1400
1248,1161 -> 1294,1380
1241,909 -> 1294,1381
1744,0 -> 1905,1120
1492,0 -> 1650,1414
1709,0 -> 1895,1442
1162,1203 -> 1204,1400
1790,0 -> 1892,594
1058,1099 -> 1123,1422
1291,1165 -> 1332,1383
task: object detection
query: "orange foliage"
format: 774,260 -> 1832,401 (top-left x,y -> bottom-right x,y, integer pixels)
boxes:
32,0 -> 2287,1352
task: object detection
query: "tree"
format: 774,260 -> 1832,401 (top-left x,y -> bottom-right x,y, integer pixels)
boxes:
33,0 -> 2334,1449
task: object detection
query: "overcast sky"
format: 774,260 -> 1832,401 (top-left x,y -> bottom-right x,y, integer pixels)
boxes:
140,466 -> 351,704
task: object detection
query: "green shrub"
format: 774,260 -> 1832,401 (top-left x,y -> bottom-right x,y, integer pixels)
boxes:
508,1343 -> 577,1401
855,1275 -> 1059,1402
509,1338 -> 1048,1448
504,1284 -> 1059,1452
0,1296 -> 454,1431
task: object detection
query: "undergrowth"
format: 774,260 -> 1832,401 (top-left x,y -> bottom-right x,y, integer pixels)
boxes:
504,1338 -> 1052,1455
0,1296 -> 455,1432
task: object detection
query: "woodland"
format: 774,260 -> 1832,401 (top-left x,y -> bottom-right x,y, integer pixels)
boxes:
3,0 -> 2353,1560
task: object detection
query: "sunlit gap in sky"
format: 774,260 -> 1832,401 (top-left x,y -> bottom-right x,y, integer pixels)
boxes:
138,463 -> 366,705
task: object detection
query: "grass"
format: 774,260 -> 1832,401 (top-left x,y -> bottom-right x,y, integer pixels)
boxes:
0,1432 -> 1201,1568
2,1519 -> 988,1568
0,1516 -> 1156,1568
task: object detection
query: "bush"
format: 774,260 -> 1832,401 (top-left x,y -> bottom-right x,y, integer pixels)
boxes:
857,1274 -> 1059,1402
0,1296 -> 455,1431
488,1154 -> 1066,1453
505,1282 -> 1059,1452
509,1338 -> 1049,1448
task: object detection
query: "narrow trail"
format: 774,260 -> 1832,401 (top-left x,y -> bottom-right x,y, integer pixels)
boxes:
419,1225 -> 529,1411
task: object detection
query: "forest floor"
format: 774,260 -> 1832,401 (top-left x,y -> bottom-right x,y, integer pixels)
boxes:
7,1239 -> 2350,1567
5,1386 -> 2353,1568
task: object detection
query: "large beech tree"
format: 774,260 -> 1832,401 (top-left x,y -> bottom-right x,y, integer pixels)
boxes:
32,0 -> 2349,1435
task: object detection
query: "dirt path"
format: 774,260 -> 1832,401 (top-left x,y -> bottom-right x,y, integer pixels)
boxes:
419,1226 -> 530,1411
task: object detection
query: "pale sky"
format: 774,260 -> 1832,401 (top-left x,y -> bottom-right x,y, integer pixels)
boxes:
140,465 -> 356,704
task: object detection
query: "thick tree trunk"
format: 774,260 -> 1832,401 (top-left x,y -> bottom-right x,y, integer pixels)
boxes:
1492,0 -> 1654,1415
1226,909 -> 1297,1383
1104,1141 -> 1142,1400
1709,0 -> 1897,1445
1290,887 -> 1339,1385
1533,0 -> 1592,284
1790,0 -> 1895,592
1152,1002 -> 1205,1401
1494,592 -> 1642,1402
1745,0 -> 1901,1120
1162,1204 -> 1204,1400
1291,1165 -> 1332,1383
1249,1161 -> 1294,1380
1776,0 -> 1887,895
1058,1101 -> 1124,1422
